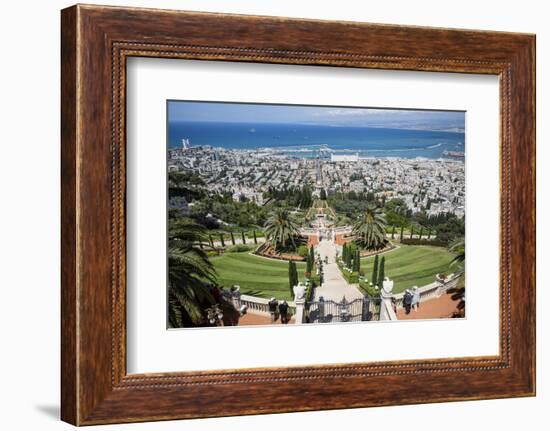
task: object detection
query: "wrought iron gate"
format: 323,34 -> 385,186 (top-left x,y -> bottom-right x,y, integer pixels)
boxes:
306,295 -> 380,323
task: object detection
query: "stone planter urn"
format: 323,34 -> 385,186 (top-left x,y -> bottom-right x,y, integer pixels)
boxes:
382,277 -> 394,295
293,283 -> 306,301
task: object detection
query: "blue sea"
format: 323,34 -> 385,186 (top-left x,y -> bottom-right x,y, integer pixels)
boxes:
168,121 -> 465,159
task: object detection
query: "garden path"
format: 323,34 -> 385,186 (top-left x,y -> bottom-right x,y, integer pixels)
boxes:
314,238 -> 364,302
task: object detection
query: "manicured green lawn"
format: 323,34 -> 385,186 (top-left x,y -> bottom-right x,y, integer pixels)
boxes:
360,245 -> 455,294
211,252 -> 305,301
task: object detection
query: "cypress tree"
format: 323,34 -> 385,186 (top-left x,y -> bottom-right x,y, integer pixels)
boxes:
241,231 -> 246,244
372,254 -> 379,287
253,230 -> 258,244
378,256 -> 385,287
288,261 -> 295,297
353,249 -> 361,273
230,231 -> 236,245
346,244 -> 353,269
220,233 -> 225,247
310,246 -> 315,269
306,250 -> 313,274
292,261 -> 299,294
342,243 -> 347,263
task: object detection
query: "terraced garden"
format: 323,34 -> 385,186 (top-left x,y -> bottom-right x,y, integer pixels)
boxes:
360,245 -> 456,294
211,252 -> 306,301
211,244 -> 455,301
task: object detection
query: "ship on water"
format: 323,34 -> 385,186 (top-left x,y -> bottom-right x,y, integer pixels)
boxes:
443,150 -> 465,158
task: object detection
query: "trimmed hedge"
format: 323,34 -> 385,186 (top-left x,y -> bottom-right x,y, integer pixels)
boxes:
297,245 -> 309,258
358,282 -> 381,298
304,275 -> 318,302
401,238 -> 448,247
337,261 -> 359,284
227,244 -> 255,253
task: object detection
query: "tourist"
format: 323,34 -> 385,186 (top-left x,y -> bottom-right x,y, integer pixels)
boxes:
403,290 -> 413,314
279,300 -> 289,324
411,286 -> 421,312
268,297 -> 279,323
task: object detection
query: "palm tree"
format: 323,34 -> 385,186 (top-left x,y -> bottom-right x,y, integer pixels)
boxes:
168,219 -> 217,327
447,238 -> 465,318
352,204 -> 387,250
449,238 -> 465,271
264,208 -> 300,251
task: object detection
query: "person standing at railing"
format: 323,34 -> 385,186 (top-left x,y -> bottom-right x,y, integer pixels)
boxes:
268,297 -> 279,323
279,300 -> 289,324
411,286 -> 421,312
403,289 -> 413,314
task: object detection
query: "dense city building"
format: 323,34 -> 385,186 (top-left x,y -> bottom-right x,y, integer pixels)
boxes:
168,145 -> 465,217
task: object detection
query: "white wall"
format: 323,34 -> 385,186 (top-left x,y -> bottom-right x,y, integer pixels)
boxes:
0,1 -> 545,430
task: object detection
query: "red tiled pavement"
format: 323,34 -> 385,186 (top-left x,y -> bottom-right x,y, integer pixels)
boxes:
397,293 -> 459,320
238,312 -> 295,326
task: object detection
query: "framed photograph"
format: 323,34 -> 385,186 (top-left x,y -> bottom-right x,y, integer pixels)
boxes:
61,4 -> 536,425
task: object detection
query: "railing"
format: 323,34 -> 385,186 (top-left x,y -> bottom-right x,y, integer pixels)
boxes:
380,297 -> 398,321
299,226 -> 354,235
299,228 -> 319,235
306,296 -> 380,323
392,273 -> 460,309
238,294 -> 296,316
333,226 -> 353,234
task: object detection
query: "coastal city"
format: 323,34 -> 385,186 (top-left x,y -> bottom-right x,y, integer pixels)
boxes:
168,144 -> 465,219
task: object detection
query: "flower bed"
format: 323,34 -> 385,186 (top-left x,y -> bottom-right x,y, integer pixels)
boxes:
254,241 -> 307,262
359,242 -> 396,258
401,238 -> 448,247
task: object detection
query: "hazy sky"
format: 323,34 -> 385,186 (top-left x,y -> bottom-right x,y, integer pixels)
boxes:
168,101 -> 465,132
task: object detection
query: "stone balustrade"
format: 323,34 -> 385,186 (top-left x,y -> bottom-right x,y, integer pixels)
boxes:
333,226 -> 353,233
239,294 -> 296,316
299,228 -> 319,235
380,295 -> 398,321
392,273 -> 460,309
